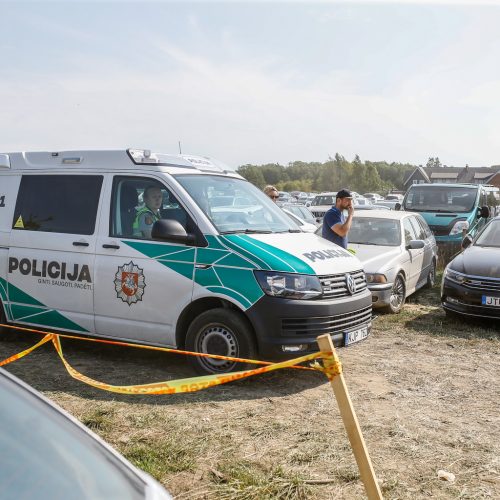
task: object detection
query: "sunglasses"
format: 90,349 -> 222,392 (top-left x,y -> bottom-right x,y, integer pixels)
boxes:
271,195 -> 279,199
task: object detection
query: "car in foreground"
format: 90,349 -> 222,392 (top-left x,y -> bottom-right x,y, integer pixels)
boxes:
441,215 -> 500,319
0,367 -> 172,500
317,210 -> 437,312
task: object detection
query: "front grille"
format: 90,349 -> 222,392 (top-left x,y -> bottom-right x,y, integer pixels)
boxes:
311,209 -> 328,219
318,270 -> 367,299
428,225 -> 450,236
461,276 -> 500,292
281,305 -> 372,337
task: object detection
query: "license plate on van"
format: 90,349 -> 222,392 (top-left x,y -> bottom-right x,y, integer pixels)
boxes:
482,296 -> 500,307
344,326 -> 369,346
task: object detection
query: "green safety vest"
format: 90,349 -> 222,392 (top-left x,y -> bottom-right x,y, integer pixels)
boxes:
132,207 -> 160,236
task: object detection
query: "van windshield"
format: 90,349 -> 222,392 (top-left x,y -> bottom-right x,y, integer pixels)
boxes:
174,175 -> 299,234
404,186 -> 478,213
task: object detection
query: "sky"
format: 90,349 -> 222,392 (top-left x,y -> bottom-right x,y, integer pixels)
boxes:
1,0 -> 500,169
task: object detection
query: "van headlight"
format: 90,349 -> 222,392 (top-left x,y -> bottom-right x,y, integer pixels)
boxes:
450,220 -> 469,235
254,271 -> 322,299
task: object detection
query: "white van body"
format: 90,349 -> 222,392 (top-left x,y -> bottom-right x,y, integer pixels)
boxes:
0,149 -> 372,373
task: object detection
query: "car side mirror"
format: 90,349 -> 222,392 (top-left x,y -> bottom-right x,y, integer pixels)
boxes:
461,234 -> 473,249
407,239 -> 425,250
479,205 -> 490,218
151,219 -> 195,245
394,202 -> 401,211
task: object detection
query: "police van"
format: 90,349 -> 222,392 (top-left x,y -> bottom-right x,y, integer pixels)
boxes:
0,149 -> 372,374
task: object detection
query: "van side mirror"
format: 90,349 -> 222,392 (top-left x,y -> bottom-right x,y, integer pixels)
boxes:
479,206 -> 490,218
407,239 -> 425,250
461,234 -> 473,249
151,219 -> 195,245
394,202 -> 401,211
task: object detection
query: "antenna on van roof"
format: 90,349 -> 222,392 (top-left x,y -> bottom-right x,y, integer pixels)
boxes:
178,141 -> 182,154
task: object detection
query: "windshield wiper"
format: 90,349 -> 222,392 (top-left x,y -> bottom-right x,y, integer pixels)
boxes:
220,229 -> 272,234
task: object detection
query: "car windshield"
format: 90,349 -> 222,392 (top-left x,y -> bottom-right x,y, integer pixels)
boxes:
404,186 -> 478,213
0,374 -> 145,500
174,175 -> 298,233
312,195 -> 335,206
475,220 -> 500,248
350,218 -> 401,246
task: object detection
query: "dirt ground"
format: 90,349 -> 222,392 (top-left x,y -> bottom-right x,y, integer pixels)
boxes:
1,284 -> 499,499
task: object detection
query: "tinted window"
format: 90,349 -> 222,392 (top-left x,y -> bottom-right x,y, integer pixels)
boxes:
409,216 -> 426,240
403,218 -> 418,246
13,175 -> 103,235
110,176 -> 191,239
416,215 -> 433,238
475,220 -> 500,247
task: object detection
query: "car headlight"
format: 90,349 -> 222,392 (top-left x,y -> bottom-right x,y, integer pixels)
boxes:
444,267 -> 466,284
254,271 -> 322,299
450,220 -> 469,235
366,273 -> 387,284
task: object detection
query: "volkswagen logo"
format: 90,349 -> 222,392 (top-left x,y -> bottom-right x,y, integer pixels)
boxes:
345,273 -> 357,294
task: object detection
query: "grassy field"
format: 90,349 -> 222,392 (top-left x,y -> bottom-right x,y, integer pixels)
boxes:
1,279 -> 499,499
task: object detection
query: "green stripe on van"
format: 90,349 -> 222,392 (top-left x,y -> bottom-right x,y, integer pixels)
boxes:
0,278 -> 87,332
224,235 -> 315,274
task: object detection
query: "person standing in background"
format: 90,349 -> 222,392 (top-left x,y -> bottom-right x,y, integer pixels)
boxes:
322,189 -> 354,249
263,185 -> 279,203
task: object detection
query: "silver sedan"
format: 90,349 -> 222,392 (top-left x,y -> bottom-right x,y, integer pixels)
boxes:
319,210 -> 438,312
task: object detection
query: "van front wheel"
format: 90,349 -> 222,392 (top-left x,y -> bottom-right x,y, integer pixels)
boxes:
185,309 -> 257,375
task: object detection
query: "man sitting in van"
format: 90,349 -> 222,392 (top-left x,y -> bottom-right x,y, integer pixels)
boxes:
133,186 -> 162,239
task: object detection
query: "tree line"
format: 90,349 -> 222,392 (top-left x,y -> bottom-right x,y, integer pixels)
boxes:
237,154 -> 418,194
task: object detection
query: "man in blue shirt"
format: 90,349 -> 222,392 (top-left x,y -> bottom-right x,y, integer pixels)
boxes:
322,189 -> 354,249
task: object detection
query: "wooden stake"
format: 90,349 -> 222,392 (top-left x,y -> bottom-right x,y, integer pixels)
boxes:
317,334 -> 383,500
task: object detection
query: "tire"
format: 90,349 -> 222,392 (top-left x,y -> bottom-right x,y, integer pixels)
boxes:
185,308 -> 257,375
384,274 -> 406,314
425,260 -> 436,289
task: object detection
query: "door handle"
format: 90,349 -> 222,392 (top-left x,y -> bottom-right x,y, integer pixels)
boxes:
73,241 -> 89,247
103,244 -> 120,249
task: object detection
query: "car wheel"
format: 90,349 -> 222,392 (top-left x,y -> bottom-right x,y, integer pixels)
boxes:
384,274 -> 406,314
425,260 -> 436,289
185,309 -> 257,375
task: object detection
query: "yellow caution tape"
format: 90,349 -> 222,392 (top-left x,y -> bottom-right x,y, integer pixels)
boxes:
0,334 -> 54,366
0,325 -> 342,394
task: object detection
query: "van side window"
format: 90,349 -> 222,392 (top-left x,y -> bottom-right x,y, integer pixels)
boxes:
110,177 -> 189,239
13,175 -> 103,235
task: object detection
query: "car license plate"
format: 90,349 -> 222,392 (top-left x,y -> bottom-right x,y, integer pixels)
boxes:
344,326 -> 369,346
482,296 -> 500,307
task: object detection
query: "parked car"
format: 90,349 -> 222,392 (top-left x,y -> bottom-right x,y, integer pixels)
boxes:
441,215 -> 500,319
400,183 -> 492,245
309,192 -> 336,222
282,208 -> 317,233
280,203 -> 318,227
385,193 -> 404,202
374,200 -> 398,210
317,210 -> 437,313
363,192 -> 384,202
277,191 -> 293,204
0,367 -> 172,500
